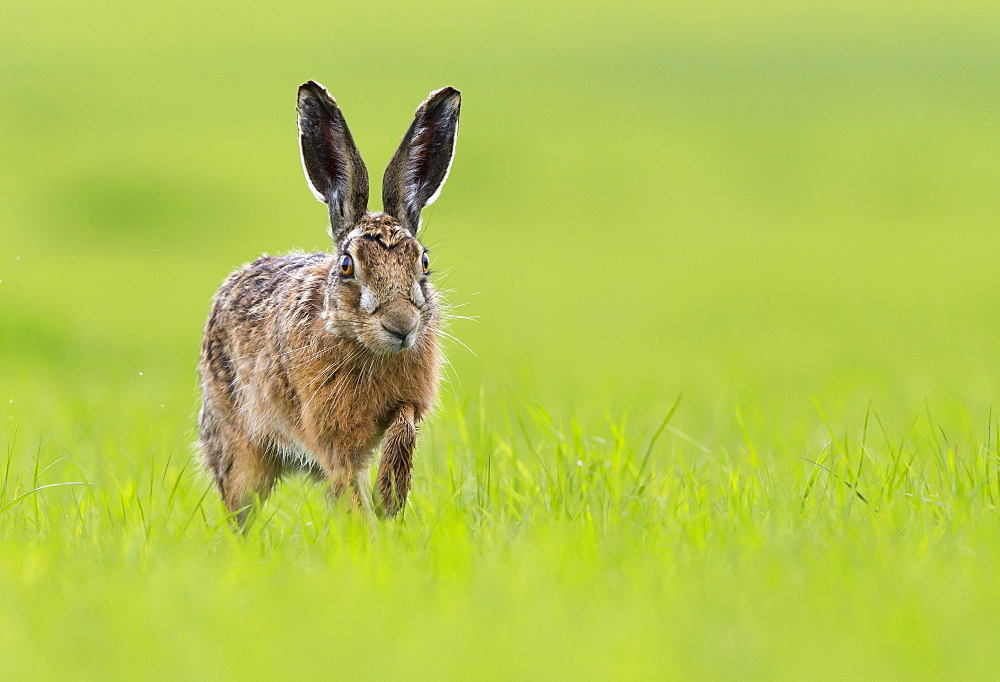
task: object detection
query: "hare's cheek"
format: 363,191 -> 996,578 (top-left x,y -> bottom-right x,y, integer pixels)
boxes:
359,287 -> 378,314
411,282 -> 426,308
335,283 -> 362,311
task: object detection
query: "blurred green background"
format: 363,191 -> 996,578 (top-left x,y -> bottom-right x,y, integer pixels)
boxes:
3,0 -> 996,418
1,0 -> 998,677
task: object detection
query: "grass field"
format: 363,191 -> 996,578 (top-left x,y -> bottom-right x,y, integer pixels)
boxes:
1,0 -> 998,677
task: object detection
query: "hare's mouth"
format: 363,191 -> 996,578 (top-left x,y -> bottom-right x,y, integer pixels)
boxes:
379,323 -> 417,352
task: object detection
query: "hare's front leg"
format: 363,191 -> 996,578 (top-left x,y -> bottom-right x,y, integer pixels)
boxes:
330,465 -> 376,521
375,404 -> 417,519
318,453 -> 376,525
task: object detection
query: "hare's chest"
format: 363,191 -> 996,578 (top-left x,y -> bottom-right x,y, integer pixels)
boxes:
287,340 -> 438,449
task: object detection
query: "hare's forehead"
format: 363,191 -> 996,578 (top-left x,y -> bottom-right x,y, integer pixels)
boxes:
346,233 -> 421,275
345,214 -> 410,246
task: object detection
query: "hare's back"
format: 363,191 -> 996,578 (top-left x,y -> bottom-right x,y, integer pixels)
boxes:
212,253 -> 331,321
200,252 -> 332,396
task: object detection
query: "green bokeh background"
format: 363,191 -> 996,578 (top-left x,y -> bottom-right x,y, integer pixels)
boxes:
1,0 -> 997,677
4,0 -> 995,414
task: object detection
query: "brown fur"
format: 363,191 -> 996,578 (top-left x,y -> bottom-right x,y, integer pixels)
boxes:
197,81 -> 460,526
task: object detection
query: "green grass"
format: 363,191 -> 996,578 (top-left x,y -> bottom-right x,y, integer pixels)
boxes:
1,0 -> 998,677
3,395 -> 1000,677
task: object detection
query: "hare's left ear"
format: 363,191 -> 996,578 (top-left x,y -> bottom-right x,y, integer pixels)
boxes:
382,87 -> 461,234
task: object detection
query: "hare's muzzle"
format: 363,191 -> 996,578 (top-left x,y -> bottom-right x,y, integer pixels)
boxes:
380,304 -> 420,351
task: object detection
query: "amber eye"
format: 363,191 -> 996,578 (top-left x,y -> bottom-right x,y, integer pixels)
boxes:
339,254 -> 354,277
421,252 -> 430,274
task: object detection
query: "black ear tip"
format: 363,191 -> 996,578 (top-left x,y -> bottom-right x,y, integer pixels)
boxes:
423,86 -> 460,116
298,80 -> 330,101
437,86 -> 461,104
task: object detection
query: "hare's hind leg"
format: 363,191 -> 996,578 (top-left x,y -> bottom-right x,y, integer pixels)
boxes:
199,407 -> 281,529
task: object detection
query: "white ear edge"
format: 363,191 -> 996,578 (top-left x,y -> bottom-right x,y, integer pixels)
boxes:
297,122 -> 329,204
420,119 -> 459,209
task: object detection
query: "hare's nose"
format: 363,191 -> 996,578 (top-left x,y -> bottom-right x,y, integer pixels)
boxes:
382,324 -> 410,343
381,310 -> 418,343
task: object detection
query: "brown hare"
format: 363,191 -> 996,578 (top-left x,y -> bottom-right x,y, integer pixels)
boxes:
198,81 -> 460,527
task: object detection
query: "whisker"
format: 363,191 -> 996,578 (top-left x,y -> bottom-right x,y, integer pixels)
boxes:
436,330 -> 477,358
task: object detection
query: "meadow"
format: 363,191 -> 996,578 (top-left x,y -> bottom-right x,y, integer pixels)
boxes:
1,0 -> 998,677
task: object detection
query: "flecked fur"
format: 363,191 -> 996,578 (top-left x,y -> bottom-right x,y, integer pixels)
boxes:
198,81 -> 460,526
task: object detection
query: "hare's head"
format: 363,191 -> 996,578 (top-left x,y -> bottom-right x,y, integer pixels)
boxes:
297,81 -> 460,354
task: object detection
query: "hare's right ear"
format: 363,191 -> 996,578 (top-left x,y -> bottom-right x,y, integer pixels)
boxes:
382,87 -> 461,234
297,81 -> 369,242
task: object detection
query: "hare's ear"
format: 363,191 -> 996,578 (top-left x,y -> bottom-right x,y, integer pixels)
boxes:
297,81 -> 369,241
382,87 -> 461,234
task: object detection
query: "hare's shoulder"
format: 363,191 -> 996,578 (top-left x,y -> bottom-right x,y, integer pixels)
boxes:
214,252 -> 332,306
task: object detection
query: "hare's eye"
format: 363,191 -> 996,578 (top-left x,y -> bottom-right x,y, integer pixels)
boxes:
421,252 -> 430,274
339,254 -> 354,277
